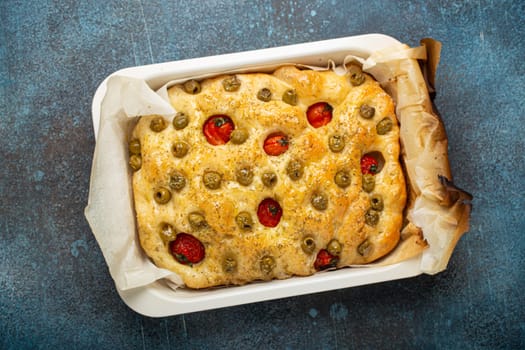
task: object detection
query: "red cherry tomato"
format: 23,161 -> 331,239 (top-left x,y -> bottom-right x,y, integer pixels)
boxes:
360,154 -> 379,175
257,198 -> 283,227
203,115 -> 234,145
307,102 -> 333,128
169,233 -> 205,266
314,249 -> 339,270
263,132 -> 289,156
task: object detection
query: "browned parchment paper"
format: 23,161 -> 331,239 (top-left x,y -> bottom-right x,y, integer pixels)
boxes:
85,39 -> 471,291
361,39 -> 472,273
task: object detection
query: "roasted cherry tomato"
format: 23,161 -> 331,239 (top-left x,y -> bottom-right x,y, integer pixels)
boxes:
306,102 -> 333,128
257,198 -> 283,227
169,233 -> 205,266
263,132 -> 289,156
360,154 -> 379,175
203,115 -> 235,145
314,249 -> 339,270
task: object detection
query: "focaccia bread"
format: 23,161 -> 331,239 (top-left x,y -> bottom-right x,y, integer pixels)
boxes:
129,65 -> 407,289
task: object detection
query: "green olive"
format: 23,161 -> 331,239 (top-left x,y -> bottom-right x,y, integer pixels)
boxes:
376,117 -> 393,135
129,154 -> 142,171
150,116 -> 167,132
370,194 -> 384,211
301,236 -> 316,254
188,212 -> 207,229
172,141 -> 189,158
172,112 -> 189,130
235,211 -> 253,231
359,104 -> 375,119
328,134 -> 345,153
183,80 -> 201,94
365,209 -> 380,226
222,75 -> 241,92
203,171 -> 221,189
357,239 -> 372,257
169,171 -> 186,191
334,170 -> 351,188
327,239 -> 342,256
154,187 -> 171,204
348,65 -> 365,86
230,129 -> 248,144
311,192 -> 328,211
236,167 -> 254,186
362,174 -> 375,193
128,139 -> 141,155
282,89 -> 298,106
260,255 -> 276,274
160,223 -> 176,242
257,88 -> 272,102
262,172 -> 278,187
222,255 -> 237,273
286,159 -> 304,181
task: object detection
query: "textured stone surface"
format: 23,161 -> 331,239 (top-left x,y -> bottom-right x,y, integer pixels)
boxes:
1,0 -> 524,349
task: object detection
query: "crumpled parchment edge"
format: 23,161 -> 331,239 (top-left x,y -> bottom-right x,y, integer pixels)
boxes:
361,39 -> 472,273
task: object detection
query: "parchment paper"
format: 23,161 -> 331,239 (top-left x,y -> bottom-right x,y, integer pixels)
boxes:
361,40 -> 472,273
85,39 -> 471,291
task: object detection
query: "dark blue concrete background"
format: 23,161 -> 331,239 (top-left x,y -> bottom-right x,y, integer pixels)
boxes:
1,0 -> 524,349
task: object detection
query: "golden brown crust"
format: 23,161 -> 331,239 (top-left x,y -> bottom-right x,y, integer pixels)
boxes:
131,66 -> 407,289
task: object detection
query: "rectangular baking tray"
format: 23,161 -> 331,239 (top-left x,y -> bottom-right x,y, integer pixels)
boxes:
91,33 -> 423,317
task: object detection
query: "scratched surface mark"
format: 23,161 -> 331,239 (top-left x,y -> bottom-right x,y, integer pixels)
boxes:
1,0 -> 524,349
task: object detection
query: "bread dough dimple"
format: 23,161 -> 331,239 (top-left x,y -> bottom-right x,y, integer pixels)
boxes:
131,65 -> 406,289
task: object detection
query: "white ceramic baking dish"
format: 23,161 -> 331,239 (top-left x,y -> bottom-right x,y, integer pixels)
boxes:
91,34 -> 424,317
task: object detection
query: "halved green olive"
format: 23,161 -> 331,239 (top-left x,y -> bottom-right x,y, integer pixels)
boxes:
236,167 -> 254,186
235,211 -> 253,231
327,239 -> 342,256
183,80 -> 201,94
334,170 -> 351,188
222,255 -> 237,273
188,212 -> 207,229
311,192 -> 328,211
362,174 -> 375,192
282,89 -> 298,106
260,255 -> 276,274
348,65 -> 365,86
257,88 -> 272,102
154,187 -> 171,204
262,172 -> 278,187
359,104 -> 375,119
222,75 -> 241,92
376,117 -> 393,135
301,236 -> 316,254
365,209 -> 380,226
172,112 -> 189,130
160,223 -> 176,242
230,129 -> 248,144
286,159 -> 304,181
370,194 -> 384,211
203,171 -> 221,189
169,171 -> 186,191
129,154 -> 142,171
328,134 -> 345,153
172,141 -> 189,158
128,139 -> 141,155
150,116 -> 167,132
357,239 -> 372,257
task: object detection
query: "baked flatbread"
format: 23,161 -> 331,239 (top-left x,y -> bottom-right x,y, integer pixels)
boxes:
129,65 -> 409,289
